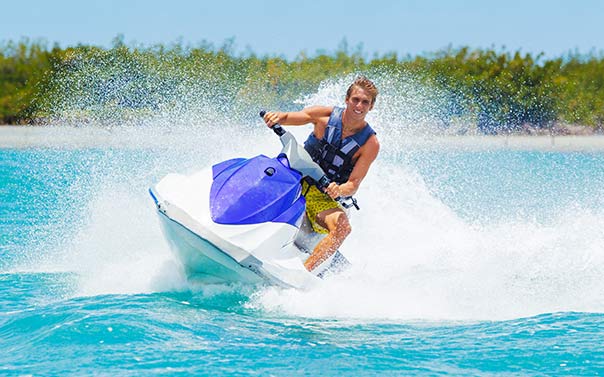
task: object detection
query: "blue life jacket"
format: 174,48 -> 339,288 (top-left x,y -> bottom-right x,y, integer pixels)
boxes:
304,106 -> 376,184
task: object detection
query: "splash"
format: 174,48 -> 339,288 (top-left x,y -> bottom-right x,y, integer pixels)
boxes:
250,180 -> 604,320
17,57 -> 604,320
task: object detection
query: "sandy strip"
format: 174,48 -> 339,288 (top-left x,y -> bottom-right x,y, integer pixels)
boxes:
2,125 -> 604,151
401,134 -> 604,152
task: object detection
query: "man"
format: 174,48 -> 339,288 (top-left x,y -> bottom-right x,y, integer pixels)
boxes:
263,76 -> 380,273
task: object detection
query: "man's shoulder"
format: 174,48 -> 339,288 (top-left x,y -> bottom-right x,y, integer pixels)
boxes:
304,106 -> 334,127
362,133 -> 380,153
305,105 -> 335,117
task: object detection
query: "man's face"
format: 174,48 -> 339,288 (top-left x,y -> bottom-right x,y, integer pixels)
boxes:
345,87 -> 374,120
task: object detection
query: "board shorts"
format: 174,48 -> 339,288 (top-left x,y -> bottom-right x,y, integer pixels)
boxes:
301,180 -> 341,234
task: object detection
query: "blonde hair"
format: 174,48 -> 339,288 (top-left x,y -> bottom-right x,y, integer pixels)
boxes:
346,76 -> 378,104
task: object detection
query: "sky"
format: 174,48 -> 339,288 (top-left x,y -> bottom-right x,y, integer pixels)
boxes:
1,0 -> 603,60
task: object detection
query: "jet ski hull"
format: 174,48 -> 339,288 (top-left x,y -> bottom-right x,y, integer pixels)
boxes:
149,168 -> 323,288
156,210 -> 265,285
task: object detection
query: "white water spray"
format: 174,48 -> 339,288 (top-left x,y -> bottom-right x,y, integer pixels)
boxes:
21,68 -> 604,321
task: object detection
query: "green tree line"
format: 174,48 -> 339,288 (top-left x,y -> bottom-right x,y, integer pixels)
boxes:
1,39 -> 603,133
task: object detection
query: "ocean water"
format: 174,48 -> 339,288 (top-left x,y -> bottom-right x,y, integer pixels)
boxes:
2,131 -> 604,376
1,68 -> 604,375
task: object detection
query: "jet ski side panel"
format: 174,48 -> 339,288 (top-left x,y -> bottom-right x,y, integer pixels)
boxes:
157,211 -> 265,285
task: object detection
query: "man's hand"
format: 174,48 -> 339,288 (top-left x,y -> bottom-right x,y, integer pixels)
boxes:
324,182 -> 342,199
262,111 -> 281,127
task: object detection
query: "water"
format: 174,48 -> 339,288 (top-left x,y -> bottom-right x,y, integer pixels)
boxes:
2,135 -> 604,375
2,71 -> 604,374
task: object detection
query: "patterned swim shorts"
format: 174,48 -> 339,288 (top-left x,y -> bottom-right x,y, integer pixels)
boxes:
301,180 -> 341,234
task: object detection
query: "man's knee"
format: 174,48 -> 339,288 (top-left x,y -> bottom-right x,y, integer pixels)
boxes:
318,209 -> 351,237
334,213 -> 352,238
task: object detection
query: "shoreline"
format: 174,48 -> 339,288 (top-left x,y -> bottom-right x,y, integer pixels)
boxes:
2,125 -> 604,151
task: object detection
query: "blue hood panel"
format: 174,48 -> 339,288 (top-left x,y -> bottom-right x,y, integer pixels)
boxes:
210,154 -> 304,225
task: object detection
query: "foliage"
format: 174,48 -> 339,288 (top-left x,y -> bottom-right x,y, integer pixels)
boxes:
1,39 -> 603,132
0,39 -> 54,123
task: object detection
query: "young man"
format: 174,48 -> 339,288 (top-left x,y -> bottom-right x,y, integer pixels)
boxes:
263,76 -> 380,272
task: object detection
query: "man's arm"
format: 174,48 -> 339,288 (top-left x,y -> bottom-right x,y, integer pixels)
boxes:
324,135 -> 380,199
262,106 -> 332,127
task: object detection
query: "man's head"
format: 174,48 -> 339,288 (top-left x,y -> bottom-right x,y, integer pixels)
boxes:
344,76 -> 378,120
346,76 -> 378,105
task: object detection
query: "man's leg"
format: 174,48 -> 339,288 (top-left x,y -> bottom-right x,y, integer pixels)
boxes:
304,208 -> 351,272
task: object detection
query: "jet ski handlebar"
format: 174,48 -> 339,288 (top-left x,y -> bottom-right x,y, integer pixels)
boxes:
316,176 -> 360,210
259,110 -> 360,210
259,110 -> 286,137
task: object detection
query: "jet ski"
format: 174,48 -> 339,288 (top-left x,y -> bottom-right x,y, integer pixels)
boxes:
149,112 -> 356,289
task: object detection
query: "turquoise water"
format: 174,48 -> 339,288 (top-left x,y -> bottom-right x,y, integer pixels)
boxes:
2,142 -> 604,375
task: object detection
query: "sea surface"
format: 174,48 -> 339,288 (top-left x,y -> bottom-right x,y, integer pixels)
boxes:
2,128 -> 604,375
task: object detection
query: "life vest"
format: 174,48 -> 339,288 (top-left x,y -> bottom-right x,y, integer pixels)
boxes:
303,106 -> 376,184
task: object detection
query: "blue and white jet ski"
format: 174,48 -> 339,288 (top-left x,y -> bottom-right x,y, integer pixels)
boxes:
149,112 -> 355,288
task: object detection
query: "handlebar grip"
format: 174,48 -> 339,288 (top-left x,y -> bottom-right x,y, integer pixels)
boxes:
316,175 -> 360,210
259,110 -> 286,137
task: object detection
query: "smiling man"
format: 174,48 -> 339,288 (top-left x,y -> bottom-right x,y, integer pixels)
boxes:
262,76 -> 380,272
